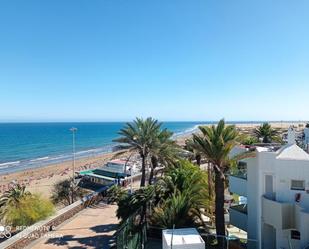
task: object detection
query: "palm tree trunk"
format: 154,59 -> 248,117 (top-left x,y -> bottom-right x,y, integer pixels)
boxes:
140,154 -> 146,187
214,167 -> 226,247
149,156 -> 158,185
207,162 -> 212,200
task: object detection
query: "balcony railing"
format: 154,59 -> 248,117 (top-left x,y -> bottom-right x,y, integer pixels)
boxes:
262,196 -> 294,230
230,204 -> 247,214
229,174 -> 247,196
229,204 -> 248,231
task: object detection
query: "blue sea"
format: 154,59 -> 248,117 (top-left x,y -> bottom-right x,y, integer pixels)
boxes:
0,122 -> 203,174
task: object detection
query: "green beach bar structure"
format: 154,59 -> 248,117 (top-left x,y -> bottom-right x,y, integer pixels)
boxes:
78,160 -> 130,187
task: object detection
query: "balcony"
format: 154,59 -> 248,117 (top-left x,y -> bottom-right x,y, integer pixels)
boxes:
229,169 -> 247,197
229,204 -> 247,232
262,196 -> 294,230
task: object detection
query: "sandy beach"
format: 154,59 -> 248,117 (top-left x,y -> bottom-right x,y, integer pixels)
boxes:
176,121 -> 306,145
0,121 -> 305,198
0,152 -> 120,197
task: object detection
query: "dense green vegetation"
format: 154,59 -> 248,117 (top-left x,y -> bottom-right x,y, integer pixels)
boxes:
237,134 -> 259,145
114,118 -> 241,247
3,194 -> 54,227
107,160 -> 208,229
0,184 -> 54,227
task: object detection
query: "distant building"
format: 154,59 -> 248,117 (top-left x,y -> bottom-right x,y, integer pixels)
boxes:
287,126 -> 296,145
105,159 -> 128,173
304,127 -> 309,149
229,141 -> 309,249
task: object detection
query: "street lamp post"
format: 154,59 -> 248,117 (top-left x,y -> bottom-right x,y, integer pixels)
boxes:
130,165 -> 134,194
70,127 -> 77,184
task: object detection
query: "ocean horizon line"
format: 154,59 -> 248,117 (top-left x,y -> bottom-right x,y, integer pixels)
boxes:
0,120 -> 307,124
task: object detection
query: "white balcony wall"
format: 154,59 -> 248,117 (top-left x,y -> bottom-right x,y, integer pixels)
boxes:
229,175 -> 247,197
229,207 -> 247,232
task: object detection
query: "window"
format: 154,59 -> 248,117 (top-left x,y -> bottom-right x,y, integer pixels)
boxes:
291,230 -> 300,240
291,180 -> 305,191
238,161 -> 247,168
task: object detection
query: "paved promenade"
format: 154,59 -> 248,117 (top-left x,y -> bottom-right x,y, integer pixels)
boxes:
29,202 -> 118,249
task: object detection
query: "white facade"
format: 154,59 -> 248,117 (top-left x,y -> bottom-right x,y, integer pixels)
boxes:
304,128 -> 309,148
229,144 -> 309,249
162,228 -> 205,249
104,160 -> 127,173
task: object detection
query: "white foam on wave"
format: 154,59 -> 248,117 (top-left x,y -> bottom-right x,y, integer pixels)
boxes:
49,155 -> 68,160
0,161 -> 20,168
184,124 -> 200,133
173,124 -> 201,138
30,157 -> 49,162
75,149 -> 97,155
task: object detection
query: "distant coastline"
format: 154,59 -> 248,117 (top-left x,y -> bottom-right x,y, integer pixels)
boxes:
0,121 -> 306,175
0,120 -> 305,198
0,122 -> 202,174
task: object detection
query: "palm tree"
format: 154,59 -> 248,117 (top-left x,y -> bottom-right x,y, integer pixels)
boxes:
151,190 -> 204,228
148,129 -> 179,185
151,161 -> 208,229
0,184 -> 31,221
184,138 -> 202,166
185,138 -> 214,202
116,185 -> 155,222
254,122 -> 280,143
193,119 -> 238,241
113,117 -> 162,187
0,184 -> 30,208
106,185 -> 129,204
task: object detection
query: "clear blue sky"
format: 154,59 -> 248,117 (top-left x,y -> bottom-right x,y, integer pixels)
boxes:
0,0 -> 308,122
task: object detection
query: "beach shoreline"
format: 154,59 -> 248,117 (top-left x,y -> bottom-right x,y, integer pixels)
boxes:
0,121 -> 305,197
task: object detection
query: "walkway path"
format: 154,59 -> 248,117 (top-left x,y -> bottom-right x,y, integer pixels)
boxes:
29,202 -> 118,249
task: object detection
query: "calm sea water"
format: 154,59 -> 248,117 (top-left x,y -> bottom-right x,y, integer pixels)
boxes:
0,122 -> 203,174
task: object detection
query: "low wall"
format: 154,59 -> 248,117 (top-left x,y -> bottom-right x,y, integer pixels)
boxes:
1,185 -> 110,249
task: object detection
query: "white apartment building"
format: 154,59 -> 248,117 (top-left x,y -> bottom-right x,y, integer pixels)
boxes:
229,141 -> 309,249
304,128 -> 309,149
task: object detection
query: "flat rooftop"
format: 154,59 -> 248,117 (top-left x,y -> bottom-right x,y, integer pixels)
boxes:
162,228 -> 205,245
79,168 -> 127,179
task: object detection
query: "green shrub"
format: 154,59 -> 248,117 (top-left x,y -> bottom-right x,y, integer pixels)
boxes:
238,134 -> 259,145
51,178 -> 86,206
4,194 -> 54,227
106,185 -> 128,204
